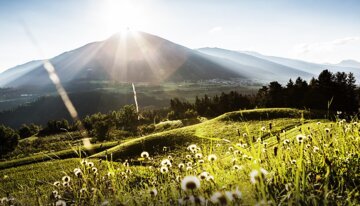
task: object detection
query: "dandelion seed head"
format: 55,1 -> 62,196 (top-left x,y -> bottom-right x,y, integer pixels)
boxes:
161,159 -> 172,167
54,181 -> 61,187
296,134 -> 306,143
206,175 -> 215,182
160,166 -> 169,174
210,192 -> 227,205
149,188 -> 158,197
62,175 -> 71,183
313,146 -> 320,153
208,154 -> 217,162
140,151 -> 149,159
55,199 -> 66,206
195,153 -> 203,159
181,176 -> 200,191
233,165 -> 243,170
283,139 -> 290,145
86,161 -> 94,167
199,171 -> 209,180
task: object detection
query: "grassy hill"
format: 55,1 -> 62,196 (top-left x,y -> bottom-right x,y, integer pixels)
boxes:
0,108 -> 358,205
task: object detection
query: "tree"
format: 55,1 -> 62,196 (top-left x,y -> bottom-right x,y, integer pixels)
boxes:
0,125 -> 19,157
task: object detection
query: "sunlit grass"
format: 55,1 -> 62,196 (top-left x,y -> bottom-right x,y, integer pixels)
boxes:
0,110 -> 359,205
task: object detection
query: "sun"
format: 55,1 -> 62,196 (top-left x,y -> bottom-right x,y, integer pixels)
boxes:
104,0 -> 147,33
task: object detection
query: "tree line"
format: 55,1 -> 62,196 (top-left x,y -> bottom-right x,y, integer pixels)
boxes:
169,70 -> 359,118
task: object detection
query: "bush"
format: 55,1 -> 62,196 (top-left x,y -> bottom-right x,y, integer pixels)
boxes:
18,124 -> 41,139
0,125 -> 19,157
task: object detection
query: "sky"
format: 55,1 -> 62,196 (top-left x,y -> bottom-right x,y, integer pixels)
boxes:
0,0 -> 360,73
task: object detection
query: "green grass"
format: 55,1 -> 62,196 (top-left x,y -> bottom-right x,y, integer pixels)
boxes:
0,108 -> 358,205
0,141 -> 119,170
91,108 -> 312,160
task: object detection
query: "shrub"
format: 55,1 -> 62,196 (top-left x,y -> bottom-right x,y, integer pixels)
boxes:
0,125 -> 19,157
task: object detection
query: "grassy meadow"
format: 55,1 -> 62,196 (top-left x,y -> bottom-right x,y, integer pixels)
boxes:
0,108 -> 359,205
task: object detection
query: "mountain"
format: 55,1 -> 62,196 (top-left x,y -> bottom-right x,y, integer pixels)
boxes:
198,47 -> 314,82
239,51 -> 360,81
334,59 -> 360,68
0,31 -> 242,88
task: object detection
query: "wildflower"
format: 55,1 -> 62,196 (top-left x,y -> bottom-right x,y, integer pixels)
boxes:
181,176 -> 200,191
73,168 -> 81,173
234,150 -> 240,155
186,162 -> 192,167
231,158 -> 237,164
261,126 -> 266,132
178,163 -> 185,169
210,192 -> 227,205
233,165 -> 243,170
325,128 -> 331,133
195,153 -> 203,159
185,154 -> 192,159
52,190 -> 59,197
313,146 -> 320,153
198,171 -> 209,180
54,181 -> 61,187
187,144 -> 198,153
149,188 -> 158,197
73,168 -> 82,177
216,143 -> 221,147
160,166 -> 169,174
186,166 -> 193,171
305,144 -> 311,149
55,200 -> 66,206
250,168 -> 268,184
62,176 -> 71,183
86,161 -> 94,167
291,159 -> 296,164
80,188 -> 87,194
232,187 -> 242,200
161,159 -> 172,167
80,159 -> 87,165
123,160 -> 129,167
140,151 -> 149,159
198,159 -> 205,164
92,167 -> 98,173
206,175 -> 215,182
208,154 -> 217,162
176,175 -> 182,182
0,197 -> 8,204
317,122 -> 321,125
228,146 -> 234,151
63,182 -> 70,187
296,134 -> 306,143
243,133 -> 248,137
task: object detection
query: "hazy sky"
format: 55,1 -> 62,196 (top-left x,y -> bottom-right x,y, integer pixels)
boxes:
0,0 -> 360,73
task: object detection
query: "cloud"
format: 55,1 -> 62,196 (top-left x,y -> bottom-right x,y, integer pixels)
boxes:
293,36 -> 360,55
209,26 -> 223,34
